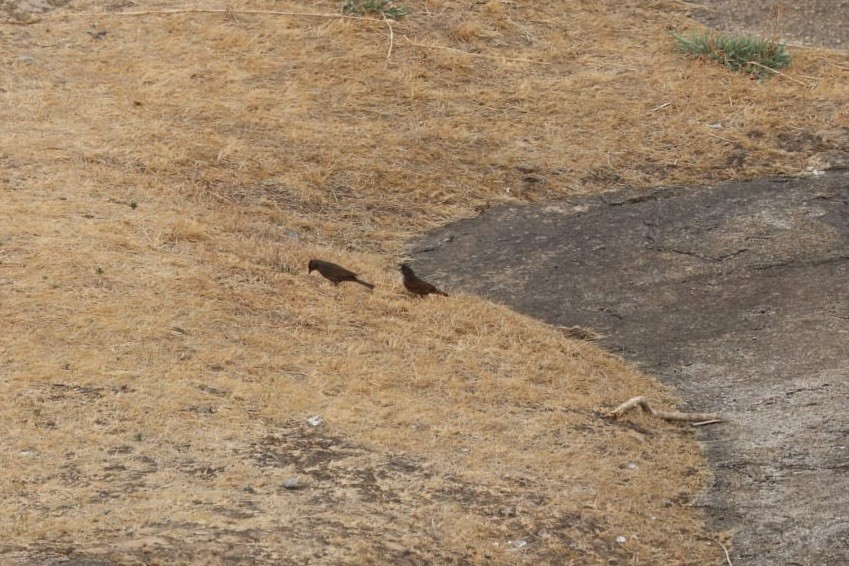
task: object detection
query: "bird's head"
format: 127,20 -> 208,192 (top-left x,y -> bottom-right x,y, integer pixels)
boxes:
399,263 -> 413,275
308,259 -> 317,273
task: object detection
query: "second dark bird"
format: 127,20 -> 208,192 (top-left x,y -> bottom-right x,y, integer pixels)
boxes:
308,259 -> 375,289
400,264 -> 448,298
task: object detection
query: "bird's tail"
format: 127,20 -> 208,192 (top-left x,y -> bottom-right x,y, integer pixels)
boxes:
354,278 -> 375,290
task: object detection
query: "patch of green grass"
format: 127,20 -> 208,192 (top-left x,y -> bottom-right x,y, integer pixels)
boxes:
672,31 -> 790,79
342,0 -> 408,20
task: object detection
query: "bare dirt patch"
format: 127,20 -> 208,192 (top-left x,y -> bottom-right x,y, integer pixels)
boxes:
411,170 -> 849,565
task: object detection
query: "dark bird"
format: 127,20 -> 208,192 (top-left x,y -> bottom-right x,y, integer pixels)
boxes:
308,259 -> 374,289
400,264 -> 448,298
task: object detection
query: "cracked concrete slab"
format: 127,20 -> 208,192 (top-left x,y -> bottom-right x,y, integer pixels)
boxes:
410,171 -> 849,565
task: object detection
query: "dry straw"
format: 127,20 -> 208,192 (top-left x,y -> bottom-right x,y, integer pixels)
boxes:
1,0 -> 846,562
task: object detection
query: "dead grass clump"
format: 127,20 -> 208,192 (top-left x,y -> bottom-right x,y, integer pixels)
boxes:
164,219 -> 211,244
450,21 -> 495,43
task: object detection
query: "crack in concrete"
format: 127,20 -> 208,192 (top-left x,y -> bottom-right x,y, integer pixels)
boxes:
648,246 -> 750,262
752,254 -> 849,271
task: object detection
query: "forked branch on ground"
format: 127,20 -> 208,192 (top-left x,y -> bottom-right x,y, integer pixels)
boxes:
608,396 -> 722,426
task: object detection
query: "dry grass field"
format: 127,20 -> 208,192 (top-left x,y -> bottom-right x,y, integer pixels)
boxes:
1,0 -> 847,563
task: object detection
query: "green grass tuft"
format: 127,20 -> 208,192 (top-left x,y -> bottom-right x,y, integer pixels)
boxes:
342,0 -> 408,20
672,31 -> 790,79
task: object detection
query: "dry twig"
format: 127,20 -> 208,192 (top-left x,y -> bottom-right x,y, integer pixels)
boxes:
383,15 -> 395,67
704,130 -> 735,144
607,396 -> 721,423
402,35 -> 537,63
747,61 -> 817,88
1,16 -> 41,25
691,419 -> 724,427
55,8 -> 381,22
699,536 -> 733,566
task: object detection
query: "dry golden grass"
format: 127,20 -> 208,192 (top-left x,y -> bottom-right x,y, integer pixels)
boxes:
1,0 -> 846,563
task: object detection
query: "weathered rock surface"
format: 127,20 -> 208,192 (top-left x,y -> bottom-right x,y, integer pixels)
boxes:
411,171 -> 849,566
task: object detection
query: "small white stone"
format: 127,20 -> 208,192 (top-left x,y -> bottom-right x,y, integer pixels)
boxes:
508,539 -> 527,550
306,415 -> 324,427
616,536 -> 627,544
